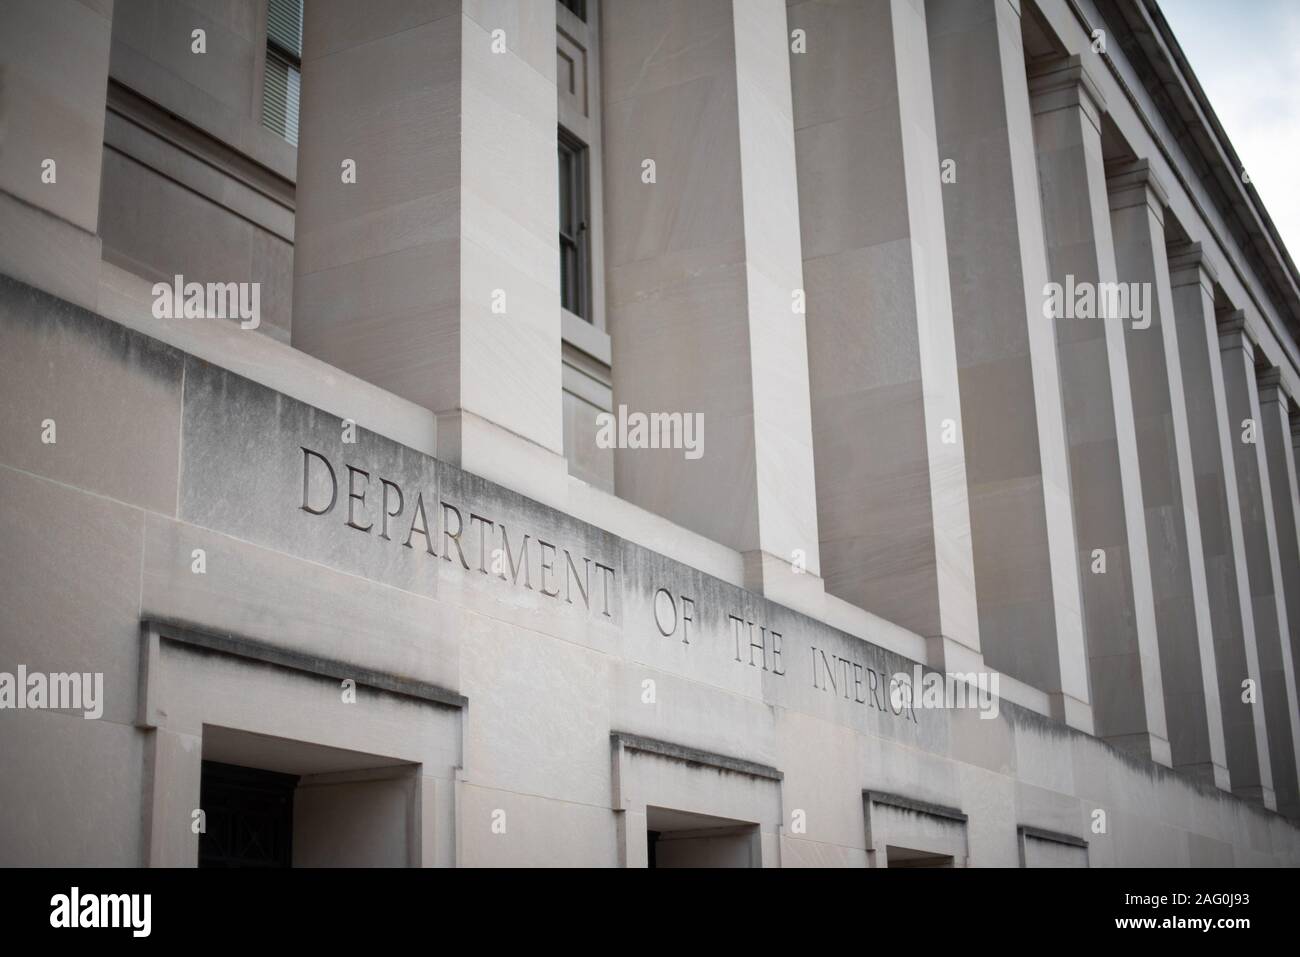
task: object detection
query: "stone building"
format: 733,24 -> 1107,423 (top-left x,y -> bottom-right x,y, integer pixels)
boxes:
2,0 -> 1300,867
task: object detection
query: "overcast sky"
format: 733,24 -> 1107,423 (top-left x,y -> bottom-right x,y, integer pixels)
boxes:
1159,0 -> 1300,263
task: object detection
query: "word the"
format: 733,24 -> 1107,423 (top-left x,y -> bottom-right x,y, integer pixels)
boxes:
730,615 -> 785,674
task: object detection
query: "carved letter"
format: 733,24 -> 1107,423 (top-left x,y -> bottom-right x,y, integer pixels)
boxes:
653,588 -> 676,637
441,502 -> 471,569
403,492 -> 436,555
498,525 -> 532,589
379,479 -> 404,540
595,562 -> 616,617
538,540 -> 560,597
469,514 -> 494,574
564,550 -> 591,608
300,448 -> 338,516
345,466 -> 373,532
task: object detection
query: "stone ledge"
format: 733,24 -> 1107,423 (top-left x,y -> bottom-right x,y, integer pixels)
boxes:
864,789 -> 969,824
1018,824 -> 1088,848
142,616 -> 467,711
611,732 -> 783,782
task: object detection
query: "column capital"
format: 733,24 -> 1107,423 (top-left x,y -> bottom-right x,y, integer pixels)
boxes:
1028,55 -> 1107,127
1167,241 -> 1220,292
1217,309 -> 1254,358
1256,366 -> 1291,406
1106,158 -> 1170,219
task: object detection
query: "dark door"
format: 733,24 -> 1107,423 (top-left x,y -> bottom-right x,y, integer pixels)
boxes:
198,761 -> 299,868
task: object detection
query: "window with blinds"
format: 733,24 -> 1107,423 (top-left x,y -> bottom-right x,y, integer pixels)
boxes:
262,0 -> 303,146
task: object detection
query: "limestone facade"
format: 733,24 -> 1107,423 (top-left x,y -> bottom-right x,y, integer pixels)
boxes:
2,0 -> 1300,866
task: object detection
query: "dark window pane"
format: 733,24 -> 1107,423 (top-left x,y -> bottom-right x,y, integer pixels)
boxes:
559,0 -> 587,22
558,144 -> 574,236
558,129 -> 590,320
561,240 -> 577,314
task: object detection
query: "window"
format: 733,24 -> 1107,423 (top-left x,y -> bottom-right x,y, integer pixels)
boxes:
262,0 -> 303,145
559,129 -> 591,321
559,0 -> 587,22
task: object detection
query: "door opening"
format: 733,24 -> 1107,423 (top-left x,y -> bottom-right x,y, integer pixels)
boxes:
886,845 -> 954,868
198,760 -> 298,868
646,807 -> 760,868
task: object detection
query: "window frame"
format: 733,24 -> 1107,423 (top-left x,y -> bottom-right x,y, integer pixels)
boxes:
261,0 -> 303,146
558,127 -> 591,322
556,0 -> 608,335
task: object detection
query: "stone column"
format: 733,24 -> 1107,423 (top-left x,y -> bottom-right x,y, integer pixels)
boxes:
1029,56 -> 1169,764
293,2 -> 566,502
789,0 -> 980,671
925,0 -> 1089,729
1219,314 -> 1300,818
1289,416 -> 1300,501
1107,161 -> 1228,788
1256,366 -> 1300,810
1167,244 -> 1274,807
601,0 -> 823,608
0,0 -> 114,310
1292,417 -> 1300,514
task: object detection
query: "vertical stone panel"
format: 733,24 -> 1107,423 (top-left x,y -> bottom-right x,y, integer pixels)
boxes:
928,0 -> 1088,727
1219,314 -> 1300,818
0,0 -> 113,309
1256,367 -> 1300,816
791,0 -> 980,667
602,0 -> 822,607
293,1 -> 566,500
1107,161 -> 1228,787
1168,244 -> 1274,807
1029,56 -> 1168,764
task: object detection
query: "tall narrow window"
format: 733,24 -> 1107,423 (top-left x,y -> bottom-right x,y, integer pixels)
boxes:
559,129 -> 591,321
262,0 -> 303,146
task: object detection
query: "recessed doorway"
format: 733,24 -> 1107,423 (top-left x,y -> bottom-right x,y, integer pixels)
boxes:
195,727 -> 419,867
885,845 -> 954,868
198,761 -> 297,868
646,807 -> 761,868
